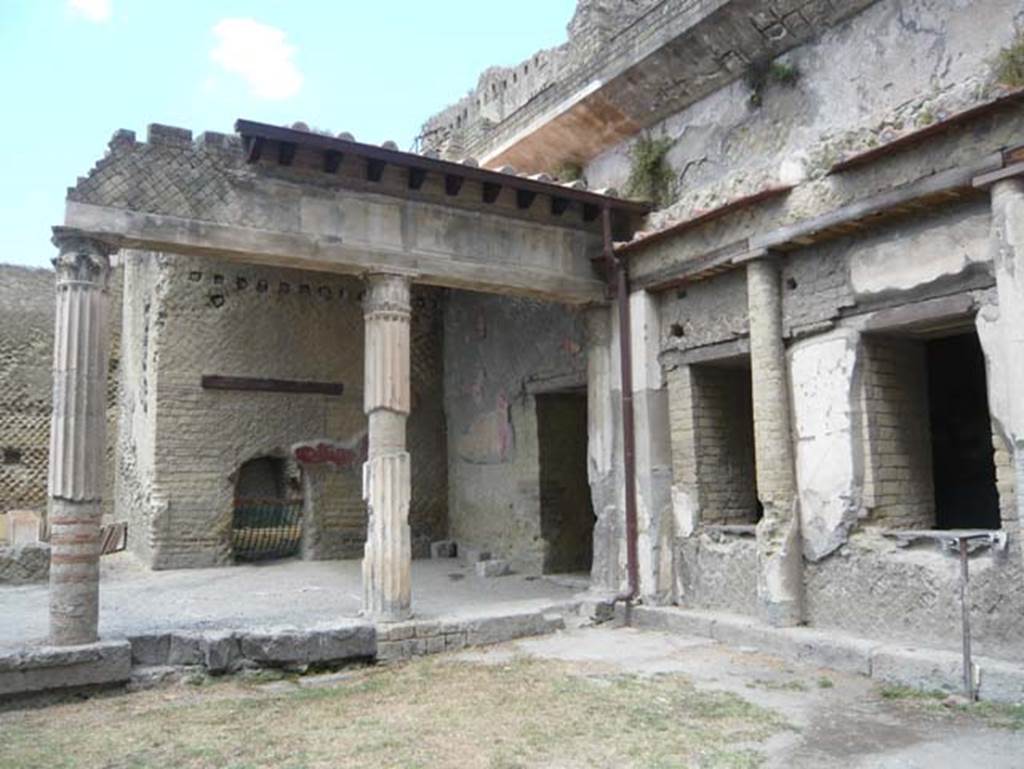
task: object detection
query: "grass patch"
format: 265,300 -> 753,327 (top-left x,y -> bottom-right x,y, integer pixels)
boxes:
994,31 -> 1024,87
0,655 -> 785,769
878,685 -> 947,701
748,677 -> 808,692
816,677 -> 834,689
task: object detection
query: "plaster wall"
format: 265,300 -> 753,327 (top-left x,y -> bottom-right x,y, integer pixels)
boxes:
444,290 -> 586,573
587,0 -> 1024,232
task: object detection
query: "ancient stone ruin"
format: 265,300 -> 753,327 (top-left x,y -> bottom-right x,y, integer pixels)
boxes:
3,0 -> 1024,701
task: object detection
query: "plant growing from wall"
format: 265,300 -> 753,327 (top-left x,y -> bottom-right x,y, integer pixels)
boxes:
625,135 -> 676,208
993,31 -> 1024,87
745,57 -> 800,108
553,161 -> 584,183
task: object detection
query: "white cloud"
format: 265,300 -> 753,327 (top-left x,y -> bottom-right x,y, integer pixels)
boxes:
68,0 -> 111,22
210,18 -> 303,101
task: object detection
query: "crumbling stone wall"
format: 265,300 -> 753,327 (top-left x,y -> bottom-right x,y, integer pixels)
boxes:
444,290 -> 586,572
116,253 -> 447,568
0,263 -> 121,528
0,266 -> 56,520
587,0 -> 1024,225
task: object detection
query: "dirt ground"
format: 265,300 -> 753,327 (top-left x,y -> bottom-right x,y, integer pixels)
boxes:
2,626 -> 1023,769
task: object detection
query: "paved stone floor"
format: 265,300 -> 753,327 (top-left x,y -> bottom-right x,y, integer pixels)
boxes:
466,627 -> 1024,769
0,554 -> 578,650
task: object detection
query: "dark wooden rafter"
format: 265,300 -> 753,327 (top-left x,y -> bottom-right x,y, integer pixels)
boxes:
408,168 -> 427,190
516,189 -> 537,210
551,197 -> 571,216
482,182 -> 502,204
277,142 -> 297,166
366,159 -> 386,182
233,121 -> 652,227
201,375 -> 344,396
323,150 -> 343,174
444,174 -> 464,196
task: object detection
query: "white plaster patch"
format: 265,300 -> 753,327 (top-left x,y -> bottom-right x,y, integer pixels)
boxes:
788,329 -> 863,561
849,210 -> 989,296
672,484 -> 697,538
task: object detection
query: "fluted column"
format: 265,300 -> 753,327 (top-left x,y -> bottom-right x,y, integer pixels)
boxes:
48,228 -> 115,646
361,273 -> 412,621
746,254 -> 803,627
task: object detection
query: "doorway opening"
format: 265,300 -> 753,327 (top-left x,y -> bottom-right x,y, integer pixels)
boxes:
537,391 -> 595,574
861,328 -> 1000,530
926,332 -> 1000,530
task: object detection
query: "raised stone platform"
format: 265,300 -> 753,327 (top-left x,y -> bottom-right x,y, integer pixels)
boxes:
0,640 -> 131,698
629,605 -> 1024,704
0,556 -> 584,698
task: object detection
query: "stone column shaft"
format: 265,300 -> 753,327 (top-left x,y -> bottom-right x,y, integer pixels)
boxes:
988,178 -> 1024,549
361,274 -> 412,621
746,256 -> 802,627
48,229 -> 114,646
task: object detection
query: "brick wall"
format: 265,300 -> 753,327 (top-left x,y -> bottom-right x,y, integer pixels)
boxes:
1,263 -> 122,527
666,362 -> 757,526
117,253 -> 447,569
860,336 -> 934,528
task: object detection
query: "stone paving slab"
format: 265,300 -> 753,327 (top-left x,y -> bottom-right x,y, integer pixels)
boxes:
629,605 -> 1024,703
0,640 -> 131,697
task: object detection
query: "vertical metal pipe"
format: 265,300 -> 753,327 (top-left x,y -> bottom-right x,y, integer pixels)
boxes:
959,537 -> 974,700
603,207 -> 639,603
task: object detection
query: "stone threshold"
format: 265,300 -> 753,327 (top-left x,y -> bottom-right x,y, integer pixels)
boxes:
628,605 -> 1024,704
0,601 -> 579,700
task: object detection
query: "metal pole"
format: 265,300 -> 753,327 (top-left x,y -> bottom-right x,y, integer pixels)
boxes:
958,537 -> 974,701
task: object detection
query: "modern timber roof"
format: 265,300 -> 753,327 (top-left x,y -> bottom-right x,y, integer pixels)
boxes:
234,119 -> 651,229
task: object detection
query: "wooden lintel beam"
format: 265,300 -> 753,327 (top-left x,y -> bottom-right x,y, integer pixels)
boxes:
366,159 -> 386,182
278,142 -> 297,166
201,375 -> 344,396
245,136 -> 264,163
323,150 -> 343,174
482,182 -> 502,204
445,174 -> 464,196
551,197 -> 570,216
408,168 -> 427,190
516,190 -> 537,210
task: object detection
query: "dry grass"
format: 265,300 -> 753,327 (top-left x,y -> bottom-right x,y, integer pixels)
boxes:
0,655 -> 785,769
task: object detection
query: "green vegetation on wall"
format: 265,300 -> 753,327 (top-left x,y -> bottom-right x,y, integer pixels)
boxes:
625,135 -> 676,209
553,162 -> 584,183
994,31 -> 1024,87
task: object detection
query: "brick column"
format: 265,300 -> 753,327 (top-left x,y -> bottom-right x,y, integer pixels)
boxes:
48,228 -> 115,646
361,273 -> 412,621
745,255 -> 802,627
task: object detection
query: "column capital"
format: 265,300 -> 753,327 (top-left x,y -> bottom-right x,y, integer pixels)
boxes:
51,227 -> 116,287
363,273 -> 412,318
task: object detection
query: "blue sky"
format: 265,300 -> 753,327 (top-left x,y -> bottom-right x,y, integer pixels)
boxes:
0,0 -> 576,268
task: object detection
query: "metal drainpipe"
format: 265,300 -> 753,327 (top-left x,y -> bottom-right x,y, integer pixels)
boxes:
602,206 -> 640,608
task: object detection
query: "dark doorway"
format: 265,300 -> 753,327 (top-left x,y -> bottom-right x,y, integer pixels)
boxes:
537,392 -> 595,574
926,332 -> 1000,530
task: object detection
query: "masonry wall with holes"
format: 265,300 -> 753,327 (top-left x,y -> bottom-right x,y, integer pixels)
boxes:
115,252 -> 447,569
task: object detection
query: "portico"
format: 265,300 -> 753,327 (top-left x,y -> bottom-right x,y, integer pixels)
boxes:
46,120 -> 647,643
